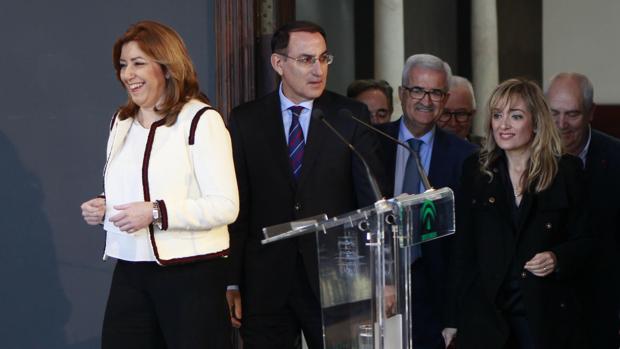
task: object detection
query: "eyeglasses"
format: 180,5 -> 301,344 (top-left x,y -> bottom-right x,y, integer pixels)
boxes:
277,53 -> 334,66
402,86 -> 446,102
439,110 -> 473,123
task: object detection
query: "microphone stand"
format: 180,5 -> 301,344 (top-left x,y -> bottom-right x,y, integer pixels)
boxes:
312,108 -> 384,203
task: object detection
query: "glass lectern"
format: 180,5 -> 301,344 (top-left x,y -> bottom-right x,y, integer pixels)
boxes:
262,187 -> 455,349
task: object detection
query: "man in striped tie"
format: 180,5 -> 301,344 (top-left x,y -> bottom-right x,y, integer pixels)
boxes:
227,20 -> 387,349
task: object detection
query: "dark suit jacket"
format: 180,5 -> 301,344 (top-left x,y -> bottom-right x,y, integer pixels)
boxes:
227,90 -> 386,314
448,154 -> 591,349
581,129 -> 620,348
378,119 -> 476,347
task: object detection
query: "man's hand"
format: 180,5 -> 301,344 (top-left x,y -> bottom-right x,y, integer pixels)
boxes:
226,289 -> 242,328
384,285 -> 397,317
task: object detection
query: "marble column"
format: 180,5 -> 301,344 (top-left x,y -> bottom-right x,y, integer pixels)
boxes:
471,0 -> 499,137
375,0 -> 405,119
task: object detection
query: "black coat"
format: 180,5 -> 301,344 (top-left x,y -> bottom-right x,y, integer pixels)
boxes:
227,90 -> 386,314
580,129 -> 620,348
447,153 -> 591,349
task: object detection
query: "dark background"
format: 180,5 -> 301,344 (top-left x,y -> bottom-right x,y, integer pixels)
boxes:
0,1 -> 215,347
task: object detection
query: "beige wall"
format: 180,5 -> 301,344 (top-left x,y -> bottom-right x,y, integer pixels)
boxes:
543,0 -> 620,103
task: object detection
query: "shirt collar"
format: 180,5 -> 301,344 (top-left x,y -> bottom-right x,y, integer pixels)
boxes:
578,125 -> 591,166
279,83 -> 314,112
398,116 -> 436,145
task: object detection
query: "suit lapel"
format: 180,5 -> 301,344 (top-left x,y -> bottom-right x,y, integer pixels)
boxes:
296,93 -> 329,189
384,120 -> 399,194
586,131 -> 607,179
263,93 -> 297,190
375,119 -> 399,196
428,128 -> 450,188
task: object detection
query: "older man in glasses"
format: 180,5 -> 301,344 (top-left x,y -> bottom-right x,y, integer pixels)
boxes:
227,20 -> 386,349
437,76 -> 484,145
378,54 -> 476,349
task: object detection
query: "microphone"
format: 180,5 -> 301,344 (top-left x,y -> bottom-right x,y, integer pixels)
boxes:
339,109 -> 432,191
312,108 -> 384,203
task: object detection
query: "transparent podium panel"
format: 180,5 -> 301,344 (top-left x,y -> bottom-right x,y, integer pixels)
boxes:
314,207 -> 379,349
261,187 -> 456,349
394,187 -> 456,247
388,187 -> 455,348
314,202 -> 406,349
261,214 -> 328,243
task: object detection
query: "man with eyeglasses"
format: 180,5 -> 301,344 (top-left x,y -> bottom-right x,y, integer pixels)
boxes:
437,76 -> 484,145
347,79 -> 394,125
377,54 -> 476,349
226,21 -> 386,349
546,72 -> 620,349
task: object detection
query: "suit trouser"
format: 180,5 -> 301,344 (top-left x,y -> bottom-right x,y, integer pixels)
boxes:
102,258 -> 232,349
241,255 -> 324,349
411,260 -> 445,349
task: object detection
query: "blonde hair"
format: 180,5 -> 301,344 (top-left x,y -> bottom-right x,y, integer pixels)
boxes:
112,20 -> 209,125
479,78 -> 562,193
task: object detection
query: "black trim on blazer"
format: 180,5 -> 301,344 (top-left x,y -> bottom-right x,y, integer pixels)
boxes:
189,106 -> 213,145
142,113 -> 227,266
109,112 -> 118,131
157,199 -> 169,231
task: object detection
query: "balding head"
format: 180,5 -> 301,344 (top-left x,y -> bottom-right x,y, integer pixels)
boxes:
438,76 -> 476,139
546,73 -> 594,156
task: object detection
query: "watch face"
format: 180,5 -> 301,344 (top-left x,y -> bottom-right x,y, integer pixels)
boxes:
153,203 -> 160,220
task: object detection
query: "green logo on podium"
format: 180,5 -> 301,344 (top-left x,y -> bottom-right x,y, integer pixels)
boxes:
420,199 -> 438,241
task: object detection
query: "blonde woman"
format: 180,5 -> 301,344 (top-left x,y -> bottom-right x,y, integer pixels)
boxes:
443,78 -> 590,349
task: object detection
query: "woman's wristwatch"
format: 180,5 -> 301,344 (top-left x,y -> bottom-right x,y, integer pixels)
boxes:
152,201 -> 163,229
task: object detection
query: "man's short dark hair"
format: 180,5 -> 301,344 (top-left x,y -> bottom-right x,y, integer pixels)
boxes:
347,79 -> 394,112
271,20 -> 327,54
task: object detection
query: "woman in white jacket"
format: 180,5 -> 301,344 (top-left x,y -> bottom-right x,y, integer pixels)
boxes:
80,20 -> 238,349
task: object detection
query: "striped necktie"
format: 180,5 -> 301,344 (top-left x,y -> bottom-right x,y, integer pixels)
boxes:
288,106 -> 305,180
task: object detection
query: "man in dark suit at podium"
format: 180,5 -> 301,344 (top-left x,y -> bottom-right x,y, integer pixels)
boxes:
378,54 -> 476,349
226,21 -> 385,349
547,72 -> 620,348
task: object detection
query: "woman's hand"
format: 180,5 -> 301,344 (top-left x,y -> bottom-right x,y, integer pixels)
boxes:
109,202 -> 153,233
524,251 -> 557,277
81,197 -> 106,225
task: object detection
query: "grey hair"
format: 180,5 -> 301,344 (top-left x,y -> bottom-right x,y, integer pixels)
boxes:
547,72 -> 594,113
401,54 -> 452,91
449,75 -> 477,109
